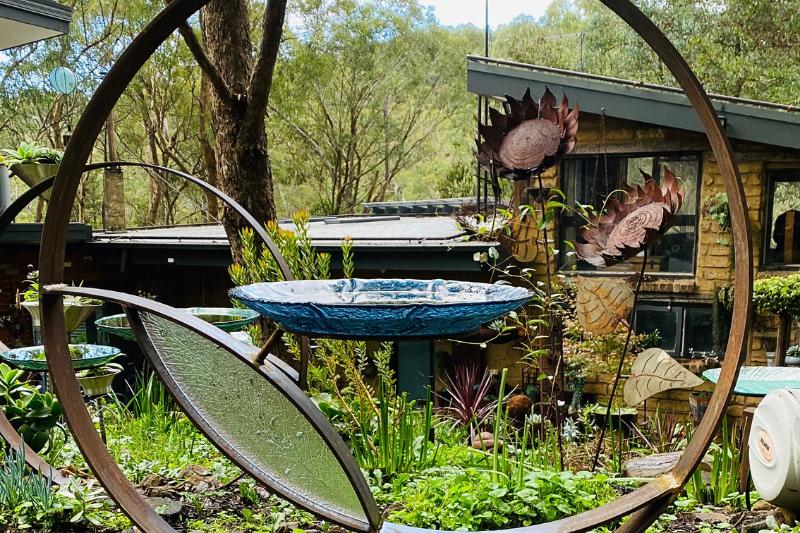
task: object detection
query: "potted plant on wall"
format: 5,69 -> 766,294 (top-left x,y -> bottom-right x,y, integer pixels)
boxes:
753,274 -> 800,366
19,271 -> 102,336
1,142 -> 62,193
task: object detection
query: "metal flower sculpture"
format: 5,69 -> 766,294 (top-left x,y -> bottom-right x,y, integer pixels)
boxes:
477,87 -> 579,181
575,167 -> 685,267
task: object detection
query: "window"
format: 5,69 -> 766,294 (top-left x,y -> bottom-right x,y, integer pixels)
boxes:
634,302 -> 727,358
764,170 -> 800,267
559,153 -> 701,274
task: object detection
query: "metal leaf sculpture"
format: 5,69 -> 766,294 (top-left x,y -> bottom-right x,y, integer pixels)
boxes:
576,276 -> 635,335
477,87 -> 579,181
624,348 -> 704,406
575,167 -> 685,267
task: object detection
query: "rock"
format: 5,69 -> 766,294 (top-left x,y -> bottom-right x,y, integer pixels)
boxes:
752,500 -> 773,512
471,431 -> 501,450
623,452 -> 682,478
146,496 -> 183,517
774,507 -> 798,526
695,512 -> 730,523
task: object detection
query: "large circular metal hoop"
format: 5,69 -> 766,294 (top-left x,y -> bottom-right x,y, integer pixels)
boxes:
37,0 -> 752,532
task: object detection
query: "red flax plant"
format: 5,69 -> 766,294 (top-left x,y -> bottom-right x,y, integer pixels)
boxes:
441,365 -> 497,441
576,167 -> 685,470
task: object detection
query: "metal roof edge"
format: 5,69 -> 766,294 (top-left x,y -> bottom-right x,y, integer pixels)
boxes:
467,57 -> 800,151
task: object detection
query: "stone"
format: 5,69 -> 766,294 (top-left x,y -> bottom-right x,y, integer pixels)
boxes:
146,496 -> 182,517
751,500 -> 773,512
471,431 -> 501,450
623,451 -> 682,478
695,512 -> 730,523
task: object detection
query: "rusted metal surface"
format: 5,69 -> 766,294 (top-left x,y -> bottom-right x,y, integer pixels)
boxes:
477,88 -> 578,181
576,169 -> 685,267
33,0 -> 751,532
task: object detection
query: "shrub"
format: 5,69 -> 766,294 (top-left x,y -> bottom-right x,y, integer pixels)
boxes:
753,274 -> 800,318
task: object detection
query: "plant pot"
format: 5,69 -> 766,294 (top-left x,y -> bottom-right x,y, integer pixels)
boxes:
689,392 -> 710,425
766,352 -> 776,367
10,163 -> 59,200
77,368 -> 121,397
21,300 -> 101,335
785,355 -> 800,367
588,406 -> 637,435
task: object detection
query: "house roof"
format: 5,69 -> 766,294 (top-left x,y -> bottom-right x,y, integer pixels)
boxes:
89,215 -> 496,272
467,56 -> 800,151
0,1 -> 72,51
92,215 -> 491,251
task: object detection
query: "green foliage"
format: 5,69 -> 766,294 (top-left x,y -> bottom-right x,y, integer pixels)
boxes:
379,467 -> 618,529
686,417 -> 741,505
0,446 -> 53,525
0,364 -> 62,453
753,274 -> 800,317
1,142 -> 62,166
702,192 -> 731,231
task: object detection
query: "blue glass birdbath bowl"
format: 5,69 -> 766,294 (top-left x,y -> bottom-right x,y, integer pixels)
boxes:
96,307 -> 259,341
1,344 -> 121,372
703,366 -> 800,397
229,278 -> 533,339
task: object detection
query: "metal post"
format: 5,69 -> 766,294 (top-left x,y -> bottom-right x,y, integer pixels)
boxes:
0,165 -> 11,212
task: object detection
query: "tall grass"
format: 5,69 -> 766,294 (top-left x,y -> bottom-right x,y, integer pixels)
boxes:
686,416 -> 741,505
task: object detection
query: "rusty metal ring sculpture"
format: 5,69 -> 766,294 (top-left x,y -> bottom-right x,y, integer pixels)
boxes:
36,0 -> 752,532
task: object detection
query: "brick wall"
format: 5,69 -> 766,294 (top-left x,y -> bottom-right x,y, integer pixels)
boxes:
482,111 -> 800,416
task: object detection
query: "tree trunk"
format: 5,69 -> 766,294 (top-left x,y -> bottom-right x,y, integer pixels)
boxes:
103,109 -> 126,230
200,0 -> 284,259
198,75 -> 220,222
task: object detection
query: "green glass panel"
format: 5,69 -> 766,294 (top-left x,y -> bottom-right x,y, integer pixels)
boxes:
138,312 -> 366,527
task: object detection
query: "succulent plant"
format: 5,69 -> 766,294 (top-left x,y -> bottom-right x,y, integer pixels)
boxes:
575,166 -> 685,267
476,87 -> 579,181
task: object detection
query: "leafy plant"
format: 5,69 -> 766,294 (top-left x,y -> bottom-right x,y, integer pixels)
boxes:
753,274 -> 800,318
440,364 -> 497,438
686,417 -> 741,505
702,192 -> 730,231
1,142 -> 62,166
20,270 -> 99,306
0,364 -> 62,453
75,362 -> 123,379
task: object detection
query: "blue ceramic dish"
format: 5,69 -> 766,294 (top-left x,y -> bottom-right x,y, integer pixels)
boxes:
1,344 -> 121,372
230,278 -> 533,339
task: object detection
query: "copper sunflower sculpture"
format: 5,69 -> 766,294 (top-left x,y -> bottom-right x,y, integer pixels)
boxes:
477,87 -> 579,181
575,167 -> 685,267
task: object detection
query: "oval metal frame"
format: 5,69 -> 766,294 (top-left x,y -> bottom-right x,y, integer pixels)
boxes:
36,0 -> 752,532
44,284 -> 380,532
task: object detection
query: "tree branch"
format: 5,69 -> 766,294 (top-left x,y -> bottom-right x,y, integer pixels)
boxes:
175,18 -> 235,105
243,0 -> 288,136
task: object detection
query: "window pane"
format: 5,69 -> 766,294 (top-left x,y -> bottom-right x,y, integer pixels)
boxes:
766,175 -> 800,265
684,306 -> 716,357
560,154 -> 700,274
635,305 -> 681,355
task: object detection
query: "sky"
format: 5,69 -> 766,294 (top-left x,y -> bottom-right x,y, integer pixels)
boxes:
418,0 -> 553,28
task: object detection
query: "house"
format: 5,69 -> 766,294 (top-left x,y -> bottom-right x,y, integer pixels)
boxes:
467,56 -> 800,414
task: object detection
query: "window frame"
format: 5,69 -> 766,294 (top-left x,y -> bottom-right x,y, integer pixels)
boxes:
558,150 -> 704,278
634,301 -> 721,358
762,169 -> 800,269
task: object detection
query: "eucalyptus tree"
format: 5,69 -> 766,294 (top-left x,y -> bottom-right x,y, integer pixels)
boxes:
269,0 -> 470,215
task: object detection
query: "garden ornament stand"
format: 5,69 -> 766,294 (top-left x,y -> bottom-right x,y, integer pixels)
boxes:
31,1 -> 753,532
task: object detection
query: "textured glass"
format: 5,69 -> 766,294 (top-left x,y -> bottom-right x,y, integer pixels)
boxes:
139,312 -> 366,526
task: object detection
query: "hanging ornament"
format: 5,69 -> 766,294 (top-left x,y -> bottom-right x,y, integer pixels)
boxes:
48,67 -> 77,95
